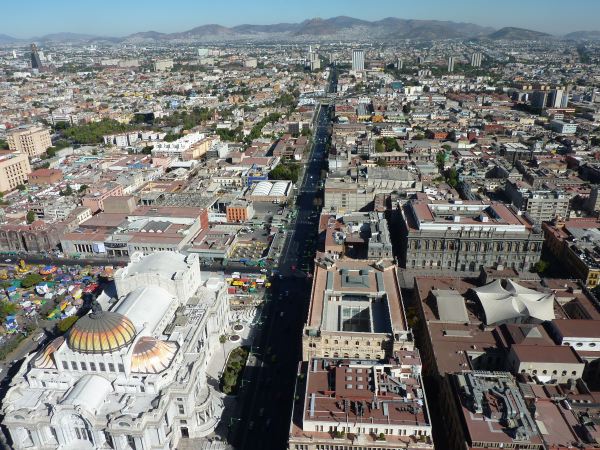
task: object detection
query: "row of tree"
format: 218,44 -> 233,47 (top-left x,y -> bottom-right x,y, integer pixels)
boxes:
61,119 -> 138,145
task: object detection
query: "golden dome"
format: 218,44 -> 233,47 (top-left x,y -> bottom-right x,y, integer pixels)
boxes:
131,336 -> 178,374
34,336 -> 64,369
68,311 -> 136,354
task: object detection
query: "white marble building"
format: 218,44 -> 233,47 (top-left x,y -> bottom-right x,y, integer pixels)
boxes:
2,251 -> 230,450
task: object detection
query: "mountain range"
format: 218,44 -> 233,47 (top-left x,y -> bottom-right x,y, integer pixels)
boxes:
488,27 -> 551,40
0,17 -> 598,44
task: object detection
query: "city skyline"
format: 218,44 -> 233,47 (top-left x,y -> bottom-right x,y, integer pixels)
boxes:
2,0 -> 600,38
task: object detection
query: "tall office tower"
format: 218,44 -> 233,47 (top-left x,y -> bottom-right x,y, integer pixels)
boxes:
12,50 -> 17,59
471,52 -> 483,67
448,56 -> 455,72
549,89 -> 565,108
417,55 -> 425,64
561,85 -> 571,108
352,49 -> 365,72
531,90 -> 549,110
396,58 -> 403,69
307,46 -> 320,71
30,43 -> 42,69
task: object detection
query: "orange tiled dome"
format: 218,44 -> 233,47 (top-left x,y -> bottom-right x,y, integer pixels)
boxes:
68,311 -> 136,354
131,336 -> 178,374
34,336 -> 64,369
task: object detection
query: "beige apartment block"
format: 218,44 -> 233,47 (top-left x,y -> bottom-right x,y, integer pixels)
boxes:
0,152 -> 32,192
6,126 -> 52,158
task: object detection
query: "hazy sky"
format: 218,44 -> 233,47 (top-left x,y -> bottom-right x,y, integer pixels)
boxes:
3,0 -> 599,37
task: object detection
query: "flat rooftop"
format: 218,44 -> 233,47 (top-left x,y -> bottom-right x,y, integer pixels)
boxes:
404,198 -> 535,233
451,372 -> 544,448
302,356 -> 429,427
307,259 -> 406,334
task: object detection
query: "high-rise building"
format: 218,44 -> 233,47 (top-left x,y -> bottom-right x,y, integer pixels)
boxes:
306,46 -> 320,71
30,43 -> 42,70
562,85 -> 571,108
396,58 -> 403,69
504,180 -> 570,223
471,52 -> 483,67
548,89 -> 565,108
352,49 -> 365,72
447,56 -> 455,72
6,125 -> 52,158
0,152 -> 31,192
531,90 -> 549,110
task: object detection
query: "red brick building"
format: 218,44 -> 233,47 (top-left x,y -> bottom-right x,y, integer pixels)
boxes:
28,168 -> 63,185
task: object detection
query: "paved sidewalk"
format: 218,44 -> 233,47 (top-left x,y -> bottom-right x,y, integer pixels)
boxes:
199,308 -> 261,444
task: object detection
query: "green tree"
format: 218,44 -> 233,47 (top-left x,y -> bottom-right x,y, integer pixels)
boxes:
20,273 -> 43,289
26,210 -> 36,224
375,139 -> 385,153
0,301 -> 18,322
163,133 -> 182,142
269,163 -> 301,183
446,167 -> 459,188
376,158 -> 388,167
219,334 -> 228,360
16,184 -> 26,192
78,184 -> 88,193
59,185 -> 73,196
533,260 -> 550,274
436,151 -> 446,172
56,315 -> 79,333
52,121 -> 70,131
61,119 -> 136,145
0,139 -> 7,149
53,139 -> 70,150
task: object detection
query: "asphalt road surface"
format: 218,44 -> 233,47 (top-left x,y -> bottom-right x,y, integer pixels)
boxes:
233,78 -> 335,449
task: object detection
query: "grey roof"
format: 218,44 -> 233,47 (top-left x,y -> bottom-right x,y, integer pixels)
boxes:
433,289 -> 469,323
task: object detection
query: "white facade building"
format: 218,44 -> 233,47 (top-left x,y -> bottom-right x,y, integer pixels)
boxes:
2,251 -> 230,450
352,49 -> 365,72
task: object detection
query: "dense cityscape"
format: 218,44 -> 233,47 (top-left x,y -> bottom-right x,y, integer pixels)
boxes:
0,5 -> 600,450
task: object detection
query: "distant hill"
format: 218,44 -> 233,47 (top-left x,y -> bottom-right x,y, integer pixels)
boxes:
564,30 -> 600,40
170,24 -> 234,39
0,34 -> 18,44
488,27 -> 550,40
126,31 -> 169,42
231,23 -> 301,34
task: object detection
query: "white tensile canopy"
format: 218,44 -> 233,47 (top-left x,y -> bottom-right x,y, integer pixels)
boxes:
473,279 -> 555,325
